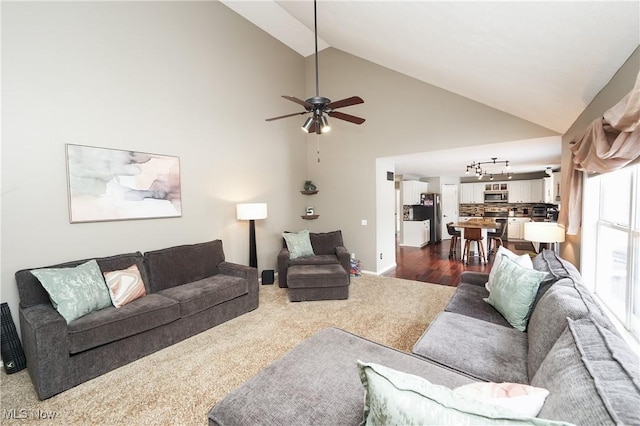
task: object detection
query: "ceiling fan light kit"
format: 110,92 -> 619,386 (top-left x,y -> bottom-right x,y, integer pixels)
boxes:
265,0 -> 365,134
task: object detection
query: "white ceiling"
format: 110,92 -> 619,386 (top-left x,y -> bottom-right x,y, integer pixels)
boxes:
221,0 -> 639,177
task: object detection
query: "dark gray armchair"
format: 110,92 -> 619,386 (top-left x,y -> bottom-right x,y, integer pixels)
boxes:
277,230 -> 351,288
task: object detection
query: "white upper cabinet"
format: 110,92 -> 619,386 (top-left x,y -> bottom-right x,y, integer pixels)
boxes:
529,179 -> 544,203
402,181 -> 429,205
508,181 -> 529,203
460,183 -> 484,203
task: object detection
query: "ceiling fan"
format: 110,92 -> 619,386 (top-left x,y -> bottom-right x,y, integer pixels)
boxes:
265,0 -> 365,134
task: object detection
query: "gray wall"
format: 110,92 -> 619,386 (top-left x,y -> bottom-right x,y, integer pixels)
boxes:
301,48 -> 557,272
559,46 -> 640,266
1,2 -> 307,333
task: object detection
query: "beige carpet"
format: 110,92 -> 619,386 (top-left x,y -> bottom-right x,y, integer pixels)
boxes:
0,274 -> 455,425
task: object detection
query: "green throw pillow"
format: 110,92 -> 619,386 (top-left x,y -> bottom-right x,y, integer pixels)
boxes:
484,255 -> 547,331
357,361 -> 573,425
282,230 -> 314,259
31,259 -> 112,323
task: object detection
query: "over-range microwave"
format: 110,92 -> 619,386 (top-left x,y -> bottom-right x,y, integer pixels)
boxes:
484,191 -> 508,203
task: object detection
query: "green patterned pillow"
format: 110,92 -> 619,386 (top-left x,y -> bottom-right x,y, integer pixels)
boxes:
31,259 -> 112,323
357,361 -> 573,425
282,230 -> 314,259
484,255 -> 548,331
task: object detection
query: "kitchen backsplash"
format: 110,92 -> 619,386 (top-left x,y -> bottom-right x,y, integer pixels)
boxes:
460,203 -> 553,217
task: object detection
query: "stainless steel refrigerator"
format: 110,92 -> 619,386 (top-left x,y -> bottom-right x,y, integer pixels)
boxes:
418,193 -> 442,243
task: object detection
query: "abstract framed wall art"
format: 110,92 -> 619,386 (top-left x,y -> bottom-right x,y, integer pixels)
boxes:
66,144 -> 182,223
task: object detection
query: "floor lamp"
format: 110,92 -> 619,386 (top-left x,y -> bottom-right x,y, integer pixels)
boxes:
236,203 -> 268,268
523,222 -> 565,254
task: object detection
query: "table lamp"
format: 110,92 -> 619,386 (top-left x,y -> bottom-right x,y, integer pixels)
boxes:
236,203 -> 268,268
523,222 -> 565,253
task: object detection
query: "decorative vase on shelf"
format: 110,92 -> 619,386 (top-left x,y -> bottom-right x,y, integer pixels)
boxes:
304,181 -> 317,191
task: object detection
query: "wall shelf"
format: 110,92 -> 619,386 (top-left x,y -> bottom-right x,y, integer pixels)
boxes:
300,190 -> 319,195
301,215 -> 319,220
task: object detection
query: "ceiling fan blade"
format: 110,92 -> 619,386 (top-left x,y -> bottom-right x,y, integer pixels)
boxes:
282,95 -> 313,109
328,111 -> 366,125
326,96 -> 364,110
265,111 -> 307,122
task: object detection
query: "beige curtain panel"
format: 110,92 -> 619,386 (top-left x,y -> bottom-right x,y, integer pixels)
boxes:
560,71 -> 640,235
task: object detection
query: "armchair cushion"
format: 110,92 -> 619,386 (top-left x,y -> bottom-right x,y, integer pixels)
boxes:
282,230 -> 314,259
309,230 -> 344,255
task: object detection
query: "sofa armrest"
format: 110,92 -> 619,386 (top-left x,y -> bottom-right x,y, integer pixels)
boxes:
277,247 -> 291,288
217,261 -> 259,306
217,261 -> 258,285
460,271 -> 489,287
19,304 -> 71,399
335,246 -> 351,278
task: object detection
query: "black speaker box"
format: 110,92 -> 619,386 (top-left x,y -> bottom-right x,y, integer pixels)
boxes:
1,303 -> 27,374
261,270 -> 275,285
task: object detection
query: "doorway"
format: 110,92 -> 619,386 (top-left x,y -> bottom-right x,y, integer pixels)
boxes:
441,184 -> 459,239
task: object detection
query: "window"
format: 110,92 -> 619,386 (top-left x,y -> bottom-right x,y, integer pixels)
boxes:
583,164 -> 639,343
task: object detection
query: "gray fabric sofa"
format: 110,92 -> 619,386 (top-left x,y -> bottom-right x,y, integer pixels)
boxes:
15,240 -> 259,400
277,230 -> 350,288
209,250 -> 639,425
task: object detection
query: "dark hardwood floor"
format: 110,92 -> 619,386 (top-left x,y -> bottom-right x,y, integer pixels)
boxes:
383,237 -> 529,287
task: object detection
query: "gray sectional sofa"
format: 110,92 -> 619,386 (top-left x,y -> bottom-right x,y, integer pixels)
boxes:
15,240 -> 258,400
209,249 -> 640,425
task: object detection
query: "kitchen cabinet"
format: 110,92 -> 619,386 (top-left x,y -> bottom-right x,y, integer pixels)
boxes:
508,181 -> 530,203
542,176 -> 554,203
401,220 -> 430,247
507,217 -> 531,240
529,179 -> 544,203
460,183 -> 484,204
402,181 -> 429,205
552,172 -> 561,202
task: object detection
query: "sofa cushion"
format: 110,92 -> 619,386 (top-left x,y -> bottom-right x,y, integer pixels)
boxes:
31,260 -> 113,324
158,274 -> 248,318
288,254 -> 340,267
16,252 -> 147,308
358,361 -> 565,426
145,240 -> 225,292
526,277 -> 611,380
484,256 -> 547,332
531,249 -> 583,311
444,283 -> 511,328
68,293 -> 180,354
412,312 -> 529,384
531,317 -> 640,426
309,230 -> 344,255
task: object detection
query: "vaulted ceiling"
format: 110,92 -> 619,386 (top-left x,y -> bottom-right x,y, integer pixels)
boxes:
222,1 -> 639,176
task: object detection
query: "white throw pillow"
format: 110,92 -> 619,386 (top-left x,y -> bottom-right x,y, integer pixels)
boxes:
357,361 -> 567,425
486,246 -> 533,292
454,382 -> 550,417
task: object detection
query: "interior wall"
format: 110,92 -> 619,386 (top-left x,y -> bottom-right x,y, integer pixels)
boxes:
559,46 -> 640,268
303,48 -> 558,273
1,2 -> 307,333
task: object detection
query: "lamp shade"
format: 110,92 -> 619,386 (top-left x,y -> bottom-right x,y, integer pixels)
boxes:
523,222 -> 565,243
236,203 -> 268,221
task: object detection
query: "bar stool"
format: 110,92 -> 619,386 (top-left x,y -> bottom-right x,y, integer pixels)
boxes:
487,219 -> 507,259
446,222 -> 461,259
463,227 -> 487,264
